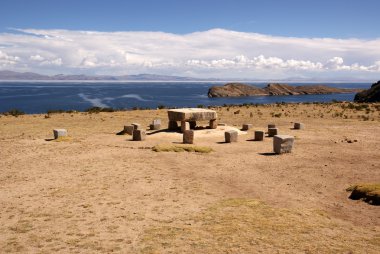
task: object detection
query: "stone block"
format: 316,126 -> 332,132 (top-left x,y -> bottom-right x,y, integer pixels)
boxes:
294,122 -> 304,130
189,121 -> 197,129
225,130 -> 238,143
53,129 -> 67,139
181,121 -> 190,133
133,129 -> 146,141
183,130 -> 194,144
273,135 -> 294,154
153,119 -> 161,125
149,123 -> 161,130
209,119 -> 217,129
132,123 -> 141,130
124,125 -> 134,135
168,121 -> 178,130
268,128 -> 278,137
242,123 -> 253,131
268,124 -> 276,129
254,131 -> 264,141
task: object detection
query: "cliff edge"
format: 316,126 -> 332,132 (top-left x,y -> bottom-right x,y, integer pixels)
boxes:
354,81 -> 380,102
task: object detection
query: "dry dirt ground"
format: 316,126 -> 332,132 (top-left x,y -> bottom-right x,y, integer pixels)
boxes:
0,102 -> 379,253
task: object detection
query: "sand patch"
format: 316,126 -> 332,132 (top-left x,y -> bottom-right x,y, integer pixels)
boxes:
147,126 -> 246,140
138,198 -> 380,253
1,102 -> 379,253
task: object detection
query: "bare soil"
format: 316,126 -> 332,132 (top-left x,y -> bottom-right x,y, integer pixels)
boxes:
1,102 -> 379,253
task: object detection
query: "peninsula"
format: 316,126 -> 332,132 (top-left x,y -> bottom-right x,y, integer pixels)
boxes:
208,83 -> 362,97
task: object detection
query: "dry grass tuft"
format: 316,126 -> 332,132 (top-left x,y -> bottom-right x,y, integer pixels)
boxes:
138,198 -> 380,253
346,183 -> 380,205
152,144 -> 213,153
9,220 -> 34,234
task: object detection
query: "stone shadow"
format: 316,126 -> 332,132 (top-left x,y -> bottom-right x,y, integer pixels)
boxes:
258,152 -> 277,156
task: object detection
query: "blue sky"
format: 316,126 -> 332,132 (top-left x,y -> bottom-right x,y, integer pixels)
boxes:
0,0 -> 380,80
1,0 -> 379,38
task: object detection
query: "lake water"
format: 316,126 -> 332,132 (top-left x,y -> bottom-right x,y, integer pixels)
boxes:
0,82 -> 370,114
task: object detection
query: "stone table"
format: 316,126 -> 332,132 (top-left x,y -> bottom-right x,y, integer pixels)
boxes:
167,108 -> 217,132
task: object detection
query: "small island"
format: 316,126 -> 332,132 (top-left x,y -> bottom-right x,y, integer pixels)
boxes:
208,83 -> 362,98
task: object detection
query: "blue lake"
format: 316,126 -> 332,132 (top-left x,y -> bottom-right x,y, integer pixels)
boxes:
0,82 -> 370,114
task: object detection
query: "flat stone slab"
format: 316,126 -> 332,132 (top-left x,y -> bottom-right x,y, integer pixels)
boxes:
53,129 -> 67,139
273,135 -> 294,154
168,108 -> 217,121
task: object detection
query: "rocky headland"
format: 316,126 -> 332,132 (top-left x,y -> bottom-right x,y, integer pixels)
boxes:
354,80 -> 380,102
208,83 -> 361,97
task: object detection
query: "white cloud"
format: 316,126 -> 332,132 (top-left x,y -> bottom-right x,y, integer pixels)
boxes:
0,50 -> 20,67
30,54 -> 62,66
40,58 -> 63,66
0,28 -> 379,79
186,55 -> 380,73
30,54 -> 44,61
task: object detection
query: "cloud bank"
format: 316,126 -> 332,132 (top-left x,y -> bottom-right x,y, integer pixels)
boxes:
0,28 -> 379,80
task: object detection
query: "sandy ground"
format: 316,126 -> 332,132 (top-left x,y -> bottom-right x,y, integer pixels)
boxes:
0,102 -> 379,253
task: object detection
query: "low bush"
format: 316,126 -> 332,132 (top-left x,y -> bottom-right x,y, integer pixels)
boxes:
2,109 -> 25,117
346,183 -> 380,205
85,107 -> 115,113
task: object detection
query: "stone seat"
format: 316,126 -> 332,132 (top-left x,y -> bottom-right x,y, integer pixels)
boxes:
273,135 -> 294,154
53,129 -> 67,139
225,130 -> 238,143
294,122 -> 304,129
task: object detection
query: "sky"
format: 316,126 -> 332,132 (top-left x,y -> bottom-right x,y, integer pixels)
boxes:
0,0 -> 380,80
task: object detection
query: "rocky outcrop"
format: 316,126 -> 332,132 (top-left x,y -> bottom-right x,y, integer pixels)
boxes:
354,81 -> 380,102
208,83 -> 361,98
207,83 -> 267,97
266,83 -> 358,95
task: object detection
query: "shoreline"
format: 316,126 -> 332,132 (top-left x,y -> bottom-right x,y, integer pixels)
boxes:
1,99 -> 376,116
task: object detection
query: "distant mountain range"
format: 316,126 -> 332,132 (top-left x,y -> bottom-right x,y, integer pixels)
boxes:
0,70 -> 374,83
0,70 -> 216,81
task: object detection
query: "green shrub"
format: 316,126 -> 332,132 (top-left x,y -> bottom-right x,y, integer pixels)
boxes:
2,109 -> 25,117
85,107 -> 115,113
